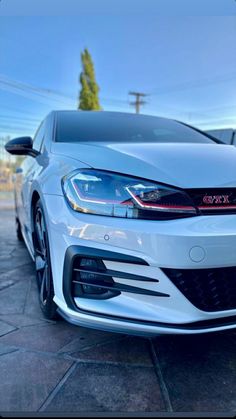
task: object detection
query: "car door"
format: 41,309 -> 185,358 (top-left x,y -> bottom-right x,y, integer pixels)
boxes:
16,120 -> 46,243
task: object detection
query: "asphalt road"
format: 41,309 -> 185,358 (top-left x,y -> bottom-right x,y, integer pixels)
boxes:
0,209 -> 236,414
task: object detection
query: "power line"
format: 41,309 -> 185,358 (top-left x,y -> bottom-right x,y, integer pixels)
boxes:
0,115 -> 41,124
0,122 -> 37,130
0,75 -> 76,108
0,74 -> 130,109
0,73 -> 235,129
0,106 -> 45,121
0,74 -> 75,101
194,116 -> 236,126
129,91 -> 148,114
148,71 -> 236,96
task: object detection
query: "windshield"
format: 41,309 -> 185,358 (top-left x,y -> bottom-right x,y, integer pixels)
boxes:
55,111 -> 218,144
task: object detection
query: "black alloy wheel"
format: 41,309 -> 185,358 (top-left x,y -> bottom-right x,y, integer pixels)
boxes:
33,199 -> 58,319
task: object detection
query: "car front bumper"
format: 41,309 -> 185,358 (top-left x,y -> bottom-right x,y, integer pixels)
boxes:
43,194 -> 236,336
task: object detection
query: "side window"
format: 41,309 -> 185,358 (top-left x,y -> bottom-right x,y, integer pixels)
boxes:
33,120 -> 46,151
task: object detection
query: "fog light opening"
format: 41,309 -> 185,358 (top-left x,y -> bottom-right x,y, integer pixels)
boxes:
72,257 -> 118,299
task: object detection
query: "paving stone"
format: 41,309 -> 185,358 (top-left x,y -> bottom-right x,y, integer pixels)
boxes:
0,350 -> 73,411
0,278 -> 30,315
0,246 -> 31,277
152,332 -> 236,412
0,253 -> 32,275
0,262 -> 34,281
44,363 -> 165,412
0,313 -> 52,328
0,211 -> 31,267
0,276 -> 16,291
69,336 -> 152,366
23,276 -> 47,318
0,263 -> 33,293
0,321 -> 83,353
0,319 -> 16,337
0,254 -> 25,274
58,327 -> 124,353
0,343 -> 18,356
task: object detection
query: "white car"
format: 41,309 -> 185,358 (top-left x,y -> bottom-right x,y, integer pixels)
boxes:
5,111 -> 236,336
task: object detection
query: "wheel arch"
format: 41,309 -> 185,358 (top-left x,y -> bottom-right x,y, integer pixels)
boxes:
31,190 -> 41,243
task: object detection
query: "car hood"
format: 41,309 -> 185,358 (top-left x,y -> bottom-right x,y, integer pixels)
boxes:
51,142 -> 236,188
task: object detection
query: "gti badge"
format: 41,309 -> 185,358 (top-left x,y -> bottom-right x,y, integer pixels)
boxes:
203,195 -> 230,204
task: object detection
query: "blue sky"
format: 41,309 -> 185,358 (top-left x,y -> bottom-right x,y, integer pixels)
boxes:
0,0 -> 236,137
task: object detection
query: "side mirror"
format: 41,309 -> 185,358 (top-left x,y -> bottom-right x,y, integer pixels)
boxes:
5,137 -> 39,158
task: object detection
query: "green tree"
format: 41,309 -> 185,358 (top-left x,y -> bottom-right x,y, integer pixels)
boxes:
78,48 -> 101,110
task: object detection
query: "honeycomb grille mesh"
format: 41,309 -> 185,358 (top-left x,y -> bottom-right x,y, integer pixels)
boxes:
163,267 -> 236,312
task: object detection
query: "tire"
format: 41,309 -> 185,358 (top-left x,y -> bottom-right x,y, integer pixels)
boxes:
33,199 -> 58,320
16,217 -> 23,241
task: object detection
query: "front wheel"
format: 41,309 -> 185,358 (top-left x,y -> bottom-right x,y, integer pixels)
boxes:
33,199 -> 58,320
16,217 -> 23,241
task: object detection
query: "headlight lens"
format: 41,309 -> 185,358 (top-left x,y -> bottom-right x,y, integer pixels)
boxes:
62,169 -> 197,220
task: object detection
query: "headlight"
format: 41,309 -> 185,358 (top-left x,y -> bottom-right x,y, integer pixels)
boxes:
62,169 -> 197,220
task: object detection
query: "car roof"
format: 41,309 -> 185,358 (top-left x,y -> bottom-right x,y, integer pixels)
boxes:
53,110 -> 170,121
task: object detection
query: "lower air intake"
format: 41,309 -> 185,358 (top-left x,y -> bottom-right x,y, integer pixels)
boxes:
163,266 -> 236,312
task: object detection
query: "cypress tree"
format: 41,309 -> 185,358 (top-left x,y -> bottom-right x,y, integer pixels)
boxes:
78,48 -> 101,110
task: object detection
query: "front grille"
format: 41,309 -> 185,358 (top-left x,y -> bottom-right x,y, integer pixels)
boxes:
187,188 -> 236,215
163,267 -> 236,312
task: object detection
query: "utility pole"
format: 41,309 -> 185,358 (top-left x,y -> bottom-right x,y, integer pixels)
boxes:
129,91 -> 147,114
